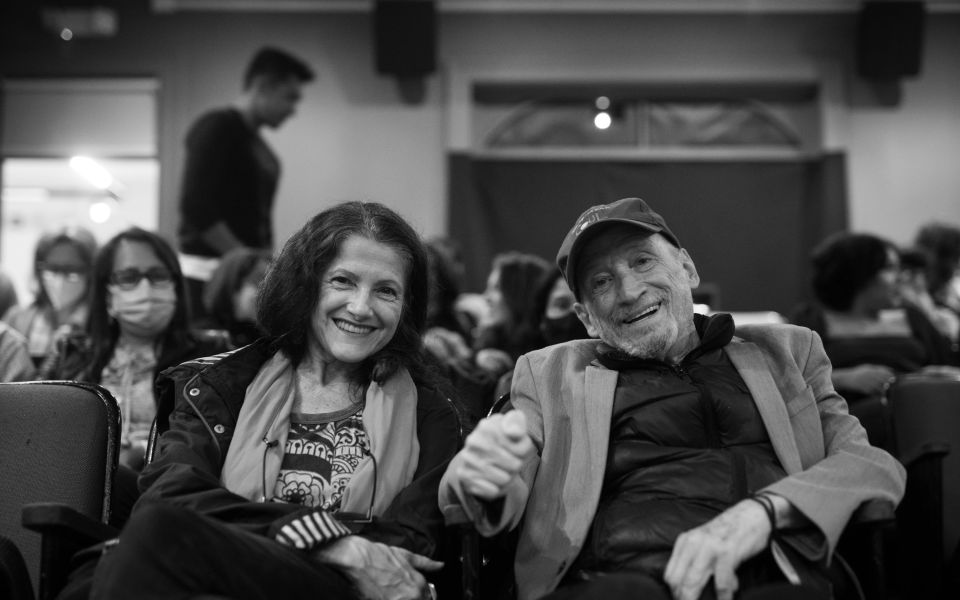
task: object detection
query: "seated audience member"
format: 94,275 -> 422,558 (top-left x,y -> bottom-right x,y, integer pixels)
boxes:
4,226 -> 96,369
473,251 -> 551,379
790,232 -> 958,400
45,227 -> 230,527
492,269 -> 591,402
423,239 -> 493,424
914,222 -> 960,315
537,269 -> 590,347
899,247 -> 960,351
200,246 -> 272,347
441,198 -> 905,600
89,202 -> 460,600
0,270 -> 19,321
0,321 -> 35,381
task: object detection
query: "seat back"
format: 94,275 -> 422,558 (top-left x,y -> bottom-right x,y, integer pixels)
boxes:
0,381 -> 120,594
887,374 -> 960,561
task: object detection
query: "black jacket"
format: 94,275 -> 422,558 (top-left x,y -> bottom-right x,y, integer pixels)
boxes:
139,339 -> 462,558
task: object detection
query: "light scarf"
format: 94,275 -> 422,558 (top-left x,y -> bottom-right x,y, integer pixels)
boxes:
220,351 -> 420,516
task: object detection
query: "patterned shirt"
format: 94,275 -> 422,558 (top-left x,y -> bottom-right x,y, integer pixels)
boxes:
273,405 -> 369,510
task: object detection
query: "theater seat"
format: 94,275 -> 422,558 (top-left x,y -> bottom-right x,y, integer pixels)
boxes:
886,373 -> 960,599
0,381 -> 120,600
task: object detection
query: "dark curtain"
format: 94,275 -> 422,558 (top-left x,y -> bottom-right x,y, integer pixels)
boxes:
447,154 -> 847,316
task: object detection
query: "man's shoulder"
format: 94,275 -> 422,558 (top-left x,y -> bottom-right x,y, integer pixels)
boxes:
187,108 -> 244,138
521,339 -> 602,370
733,322 -> 817,356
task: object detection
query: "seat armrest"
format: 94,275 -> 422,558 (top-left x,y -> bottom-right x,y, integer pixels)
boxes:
898,441 -> 950,469
21,503 -> 118,600
22,503 -> 117,543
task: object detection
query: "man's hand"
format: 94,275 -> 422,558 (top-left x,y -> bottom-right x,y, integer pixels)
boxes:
663,499 -> 772,600
314,536 -> 442,600
451,410 -> 534,500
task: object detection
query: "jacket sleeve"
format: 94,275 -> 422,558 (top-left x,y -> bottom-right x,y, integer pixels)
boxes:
356,386 -> 462,558
137,367 -> 349,548
762,328 -> 906,561
438,354 -> 540,537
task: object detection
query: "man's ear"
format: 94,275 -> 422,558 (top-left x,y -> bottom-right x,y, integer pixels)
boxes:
573,302 -> 599,338
678,248 -> 701,289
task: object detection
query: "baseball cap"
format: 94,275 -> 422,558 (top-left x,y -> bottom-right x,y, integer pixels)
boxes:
556,197 -> 681,299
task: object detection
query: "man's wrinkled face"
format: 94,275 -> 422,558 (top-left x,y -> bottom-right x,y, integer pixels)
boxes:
573,225 -> 700,361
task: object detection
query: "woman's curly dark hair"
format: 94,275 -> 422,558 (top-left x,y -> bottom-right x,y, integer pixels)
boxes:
257,201 -> 430,385
811,232 -> 898,312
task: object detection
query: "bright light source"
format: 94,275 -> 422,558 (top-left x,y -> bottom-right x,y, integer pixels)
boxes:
70,156 -> 113,190
595,96 -> 610,111
60,28 -> 74,41
593,111 -> 612,130
89,201 -> 112,224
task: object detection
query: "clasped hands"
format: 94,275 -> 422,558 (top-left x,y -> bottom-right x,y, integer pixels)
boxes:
454,409 -> 775,600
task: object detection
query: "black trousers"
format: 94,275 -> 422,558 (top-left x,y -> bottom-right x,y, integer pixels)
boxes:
541,573 -> 827,600
90,503 -> 356,600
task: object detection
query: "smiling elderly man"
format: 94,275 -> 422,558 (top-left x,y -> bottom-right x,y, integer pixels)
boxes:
439,198 -> 905,600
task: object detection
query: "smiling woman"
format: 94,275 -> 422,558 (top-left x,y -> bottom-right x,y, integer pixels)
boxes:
88,201 -> 461,600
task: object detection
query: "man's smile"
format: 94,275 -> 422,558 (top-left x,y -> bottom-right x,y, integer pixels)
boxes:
623,302 -> 661,324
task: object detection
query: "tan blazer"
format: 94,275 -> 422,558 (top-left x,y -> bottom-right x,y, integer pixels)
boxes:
440,323 -> 906,600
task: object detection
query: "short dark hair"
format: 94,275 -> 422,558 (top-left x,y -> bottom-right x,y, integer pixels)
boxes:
811,232 -> 897,311
243,46 -> 314,89
85,227 -> 192,380
257,201 -> 429,385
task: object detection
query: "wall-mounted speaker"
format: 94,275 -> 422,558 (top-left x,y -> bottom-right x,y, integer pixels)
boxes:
373,0 -> 436,78
857,1 -> 925,80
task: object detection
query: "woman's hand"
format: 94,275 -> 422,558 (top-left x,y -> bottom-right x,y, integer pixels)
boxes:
833,364 -> 897,395
314,535 -> 442,600
474,348 -> 514,376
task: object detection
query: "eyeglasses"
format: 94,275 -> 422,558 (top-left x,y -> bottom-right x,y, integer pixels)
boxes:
109,267 -> 174,290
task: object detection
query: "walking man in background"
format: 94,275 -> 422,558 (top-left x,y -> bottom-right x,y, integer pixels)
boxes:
177,46 -> 313,321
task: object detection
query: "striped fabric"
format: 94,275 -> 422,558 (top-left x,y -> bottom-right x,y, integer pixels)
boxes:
271,510 -> 351,550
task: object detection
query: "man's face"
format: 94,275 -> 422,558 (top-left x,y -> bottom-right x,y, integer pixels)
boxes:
573,225 -> 700,362
253,76 -> 304,128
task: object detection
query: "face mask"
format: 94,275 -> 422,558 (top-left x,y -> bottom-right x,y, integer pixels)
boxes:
108,284 -> 177,339
233,283 -> 259,323
41,271 -> 87,312
540,313 -> 590,346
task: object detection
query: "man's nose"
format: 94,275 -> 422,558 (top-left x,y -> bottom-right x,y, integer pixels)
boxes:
616,272 -> 646,303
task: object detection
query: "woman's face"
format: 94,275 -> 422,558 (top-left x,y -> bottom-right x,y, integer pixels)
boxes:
232,259 -> 269,323
860,248 -> 902,313
310,235 -> 407,365
483,266 -> 510,326
40,241 -> 89,311
107,240 -> 178,339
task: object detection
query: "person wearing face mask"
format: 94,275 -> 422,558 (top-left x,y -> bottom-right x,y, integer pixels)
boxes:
46,227 -> 230,527
199,246 -> 272,348
3,226 -> 97,370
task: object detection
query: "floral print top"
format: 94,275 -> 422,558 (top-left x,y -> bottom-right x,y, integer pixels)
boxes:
272,405 -> 369,510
